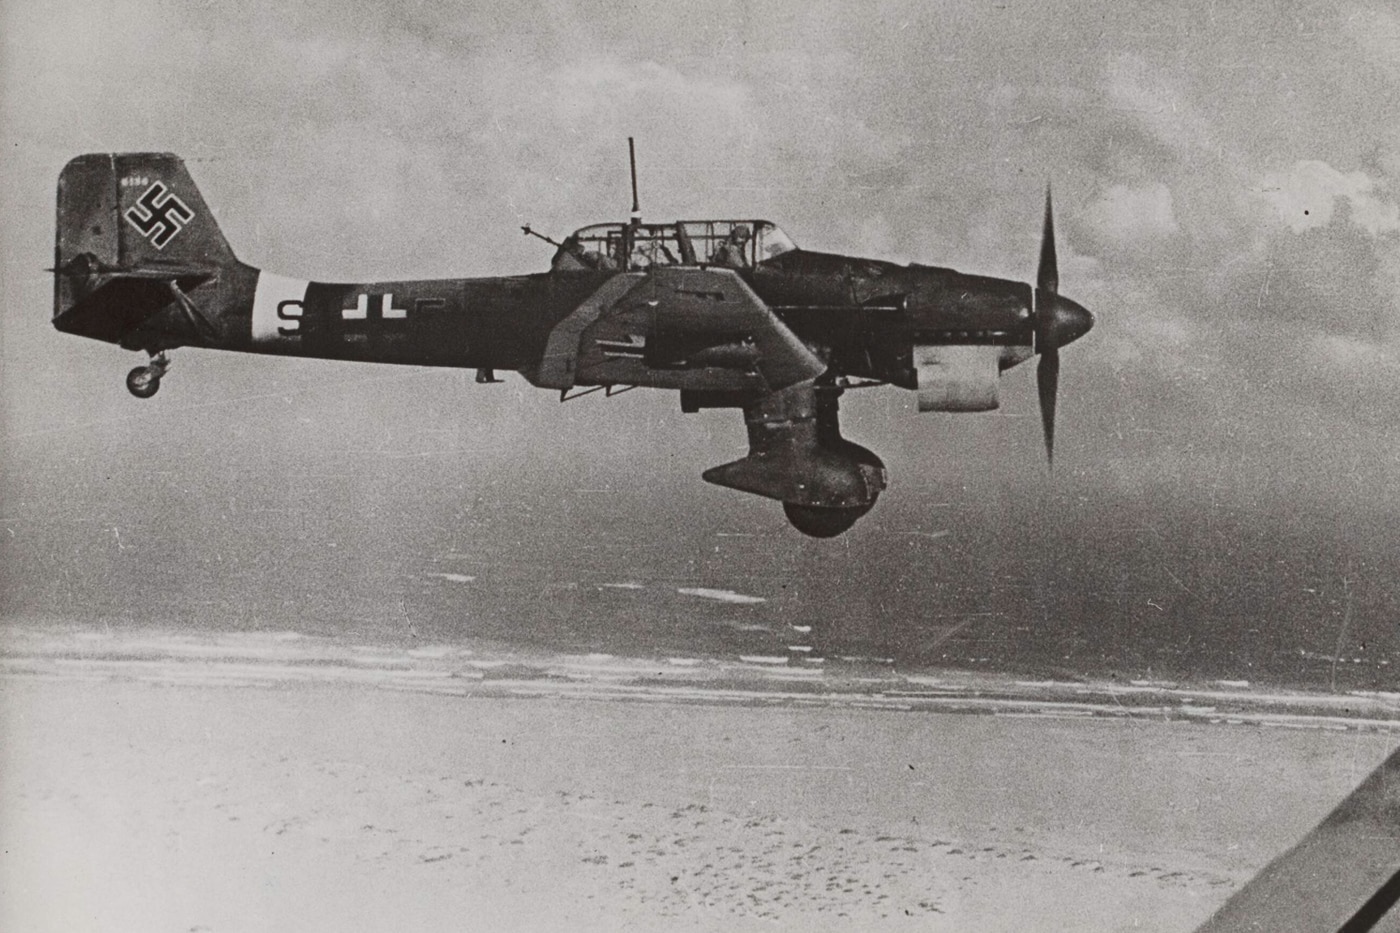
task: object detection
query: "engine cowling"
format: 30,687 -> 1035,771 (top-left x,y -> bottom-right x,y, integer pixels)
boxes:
913,344 -> 1001,412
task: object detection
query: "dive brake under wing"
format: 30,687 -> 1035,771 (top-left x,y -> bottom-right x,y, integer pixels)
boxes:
528,266 -> 825,393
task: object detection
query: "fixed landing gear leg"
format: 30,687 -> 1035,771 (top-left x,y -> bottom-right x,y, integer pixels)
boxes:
125,352 -> 170,399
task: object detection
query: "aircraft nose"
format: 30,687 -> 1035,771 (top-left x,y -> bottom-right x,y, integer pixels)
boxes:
1037,292 -> 1094,349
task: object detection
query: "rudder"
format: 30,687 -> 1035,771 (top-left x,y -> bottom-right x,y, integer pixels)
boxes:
54,153 -> 240,345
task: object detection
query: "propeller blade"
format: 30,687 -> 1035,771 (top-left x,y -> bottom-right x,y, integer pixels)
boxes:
1037,348 -> 1059,465
1037,186 -> 1058,297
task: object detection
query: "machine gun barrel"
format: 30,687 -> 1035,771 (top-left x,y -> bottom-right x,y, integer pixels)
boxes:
521,225 -> 563,248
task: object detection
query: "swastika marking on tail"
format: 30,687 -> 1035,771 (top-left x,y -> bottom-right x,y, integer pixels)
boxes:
124,182 -> 194,250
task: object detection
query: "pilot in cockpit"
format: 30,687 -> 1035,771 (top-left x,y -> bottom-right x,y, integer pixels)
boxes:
710,225 -> 751,268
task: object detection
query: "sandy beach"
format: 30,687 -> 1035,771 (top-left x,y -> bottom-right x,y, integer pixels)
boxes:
2,629 -> 1397,932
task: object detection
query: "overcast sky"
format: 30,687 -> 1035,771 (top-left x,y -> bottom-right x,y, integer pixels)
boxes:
3,1 -> 1398,679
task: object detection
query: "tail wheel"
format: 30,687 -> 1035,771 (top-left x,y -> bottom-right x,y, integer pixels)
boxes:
126,366 -> 160,399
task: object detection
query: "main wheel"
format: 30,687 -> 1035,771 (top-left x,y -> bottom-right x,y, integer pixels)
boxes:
782,502 -> 873,538
126,366 -> 160,399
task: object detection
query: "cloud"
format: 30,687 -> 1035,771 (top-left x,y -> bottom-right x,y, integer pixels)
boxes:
1082,182 -> 1179,243
1256,160 -> 1400,236
1070,36 -> 1400,421
1311,333 -> 1400,373
1101,54 -> 1217,161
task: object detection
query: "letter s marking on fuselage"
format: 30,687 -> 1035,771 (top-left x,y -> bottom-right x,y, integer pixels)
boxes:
251,271 -> 311,344
276,300 -> 303,336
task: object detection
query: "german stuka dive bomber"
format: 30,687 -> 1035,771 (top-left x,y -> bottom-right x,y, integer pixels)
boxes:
52,141 -> 1092,537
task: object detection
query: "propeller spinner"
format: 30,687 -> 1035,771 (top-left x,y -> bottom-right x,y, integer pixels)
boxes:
1032,188 -> 1093,464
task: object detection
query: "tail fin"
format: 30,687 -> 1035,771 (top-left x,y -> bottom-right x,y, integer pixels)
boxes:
54,153 -> 240,345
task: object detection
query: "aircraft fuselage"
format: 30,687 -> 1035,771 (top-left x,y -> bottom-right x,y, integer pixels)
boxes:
52,152 -> 1092,536
119,255 -> 1040,394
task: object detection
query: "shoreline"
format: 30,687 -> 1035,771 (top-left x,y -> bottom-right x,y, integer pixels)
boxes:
5,625 -> 1399,931
5,625 -> 1398,733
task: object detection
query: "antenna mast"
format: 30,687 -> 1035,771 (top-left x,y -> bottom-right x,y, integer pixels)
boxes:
628,137 -> 641,225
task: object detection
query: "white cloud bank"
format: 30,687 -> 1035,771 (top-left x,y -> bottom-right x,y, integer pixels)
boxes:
1257,160 -> 1400,236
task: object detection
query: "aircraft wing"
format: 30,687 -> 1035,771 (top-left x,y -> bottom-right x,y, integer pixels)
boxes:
532,267 -> 825,393
1194,745 -> 1400,933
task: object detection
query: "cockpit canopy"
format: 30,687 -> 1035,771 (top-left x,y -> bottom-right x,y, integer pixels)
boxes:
551,220 -> 797,273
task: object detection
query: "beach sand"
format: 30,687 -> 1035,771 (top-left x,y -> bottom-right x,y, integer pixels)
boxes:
2,630 -> 1397,932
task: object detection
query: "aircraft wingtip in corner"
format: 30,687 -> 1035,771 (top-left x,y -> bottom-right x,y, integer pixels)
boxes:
1193,744 -> 1400,933
52,143 -> 1093,537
